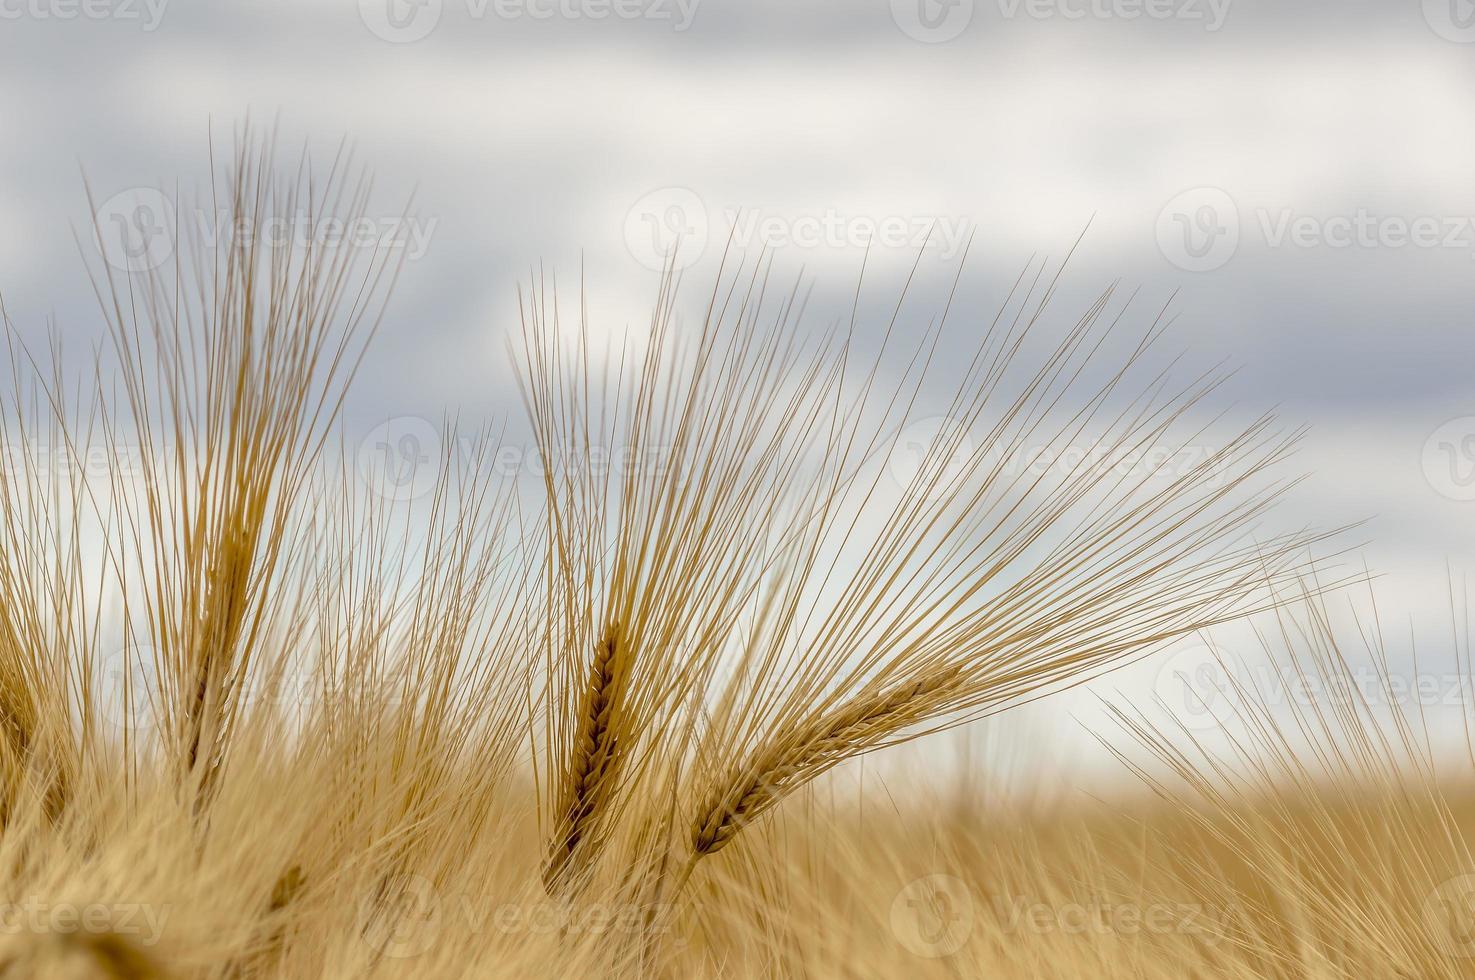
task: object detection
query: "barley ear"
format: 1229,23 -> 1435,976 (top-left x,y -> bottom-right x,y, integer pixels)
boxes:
693,668 -> 962,857
545,623 -> 630,891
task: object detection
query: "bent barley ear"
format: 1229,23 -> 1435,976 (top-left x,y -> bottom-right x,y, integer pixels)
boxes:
522,248 -> 1328,895
692,667 -> 965,857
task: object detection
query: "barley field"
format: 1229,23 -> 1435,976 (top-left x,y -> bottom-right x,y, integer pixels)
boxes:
0,140 -> 1471,980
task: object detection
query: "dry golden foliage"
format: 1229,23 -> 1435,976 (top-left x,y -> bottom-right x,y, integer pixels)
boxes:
519,243 -> 1328,897
8,142 -> 1461,980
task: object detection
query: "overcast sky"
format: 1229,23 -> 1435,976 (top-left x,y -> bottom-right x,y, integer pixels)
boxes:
2,0 -> 1474,792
